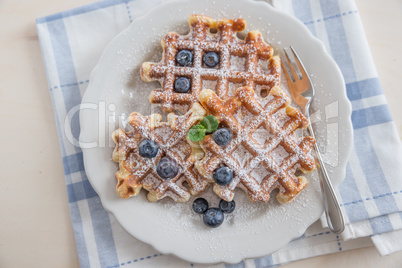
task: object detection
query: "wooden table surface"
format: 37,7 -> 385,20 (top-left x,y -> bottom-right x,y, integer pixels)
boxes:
0,0 -> 401,267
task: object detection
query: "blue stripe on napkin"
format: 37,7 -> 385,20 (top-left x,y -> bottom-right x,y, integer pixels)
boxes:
338,164 -> 370,222
47,17 -> 82,144
67,179 -> 98,203
346,78 -> 383,101
63,152 -> 85,175
354,128 -> 399,214
370,216 -> 393,235
89,197 -> 119,266
319,0 -> 356,84
292,0 -> 317,35
352,105 -> 393,129
70,202 -> 91,267
254,255 -> 276,267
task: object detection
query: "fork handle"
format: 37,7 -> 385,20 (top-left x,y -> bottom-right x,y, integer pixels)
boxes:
308,125 -> 345,234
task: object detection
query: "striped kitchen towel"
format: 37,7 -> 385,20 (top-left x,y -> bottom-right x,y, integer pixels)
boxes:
36,0 -> 402,267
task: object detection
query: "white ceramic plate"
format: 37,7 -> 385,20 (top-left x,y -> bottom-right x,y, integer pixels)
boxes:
80,0 -> 353,264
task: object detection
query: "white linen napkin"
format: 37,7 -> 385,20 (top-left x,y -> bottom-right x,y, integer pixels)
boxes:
36,0 -> 402,267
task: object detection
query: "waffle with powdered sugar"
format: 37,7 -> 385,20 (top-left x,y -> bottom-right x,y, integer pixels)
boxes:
112,103 -> 209,202
141,14 -> 281,113
195,86 -> 316,203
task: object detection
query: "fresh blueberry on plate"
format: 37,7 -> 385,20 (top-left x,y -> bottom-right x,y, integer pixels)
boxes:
212,128 -> 232,146
176,49 -> 193,66
174,77 -> 191,93
156,157 -> 179,179
213,166 -> 233,186
138,139 -> 159,158
192,198 -> 209,214
219,199 -> 235,214
203,207 -> 224,228
203,51 -> 219,67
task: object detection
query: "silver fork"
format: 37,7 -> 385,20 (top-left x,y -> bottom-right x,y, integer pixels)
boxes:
282,46 -> 345,234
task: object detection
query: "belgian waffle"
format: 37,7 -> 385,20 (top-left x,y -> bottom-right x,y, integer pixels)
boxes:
195,86 -> 316,203
112,103 -> 209,202
141,14 -> 281,113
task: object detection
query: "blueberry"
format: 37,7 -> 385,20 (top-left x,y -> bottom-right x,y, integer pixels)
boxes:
213,166 -> 233,186
203,208 -> 224,228
156,157 -> 179,179
192,198 -> 209,214
138,139 -> 159,158
212,128 -> 232,146
203,51 -> 219,68
176,50 -> 193,66
219,199 -> 235,213
174,77 -> 191,93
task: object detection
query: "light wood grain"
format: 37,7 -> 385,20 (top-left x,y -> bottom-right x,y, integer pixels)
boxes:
0,0 -> 400,267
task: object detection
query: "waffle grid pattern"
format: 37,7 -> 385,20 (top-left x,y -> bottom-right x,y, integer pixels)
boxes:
112,103 -> 209,202
141,14 -> 281,112
196,86 -> 316,203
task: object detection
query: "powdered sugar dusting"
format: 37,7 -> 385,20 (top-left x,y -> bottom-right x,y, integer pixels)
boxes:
230,55 -> 246,71
172,140 -> 192,160
250,164 -> 271,184
252,126 -> 274,146
149,177 -> 319,246
202,79 -> 218,91
151,126 -> 173,142
232,145 -> 253,168
271,145 -> 290,165
228,82 -> 243,96
272,108 -> 290,127
257,59 -> 270,74
234,106 -> 254,125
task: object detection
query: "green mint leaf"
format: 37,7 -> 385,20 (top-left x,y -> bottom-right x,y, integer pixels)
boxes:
188,125 -> 206,142
200,115 -> 219,133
